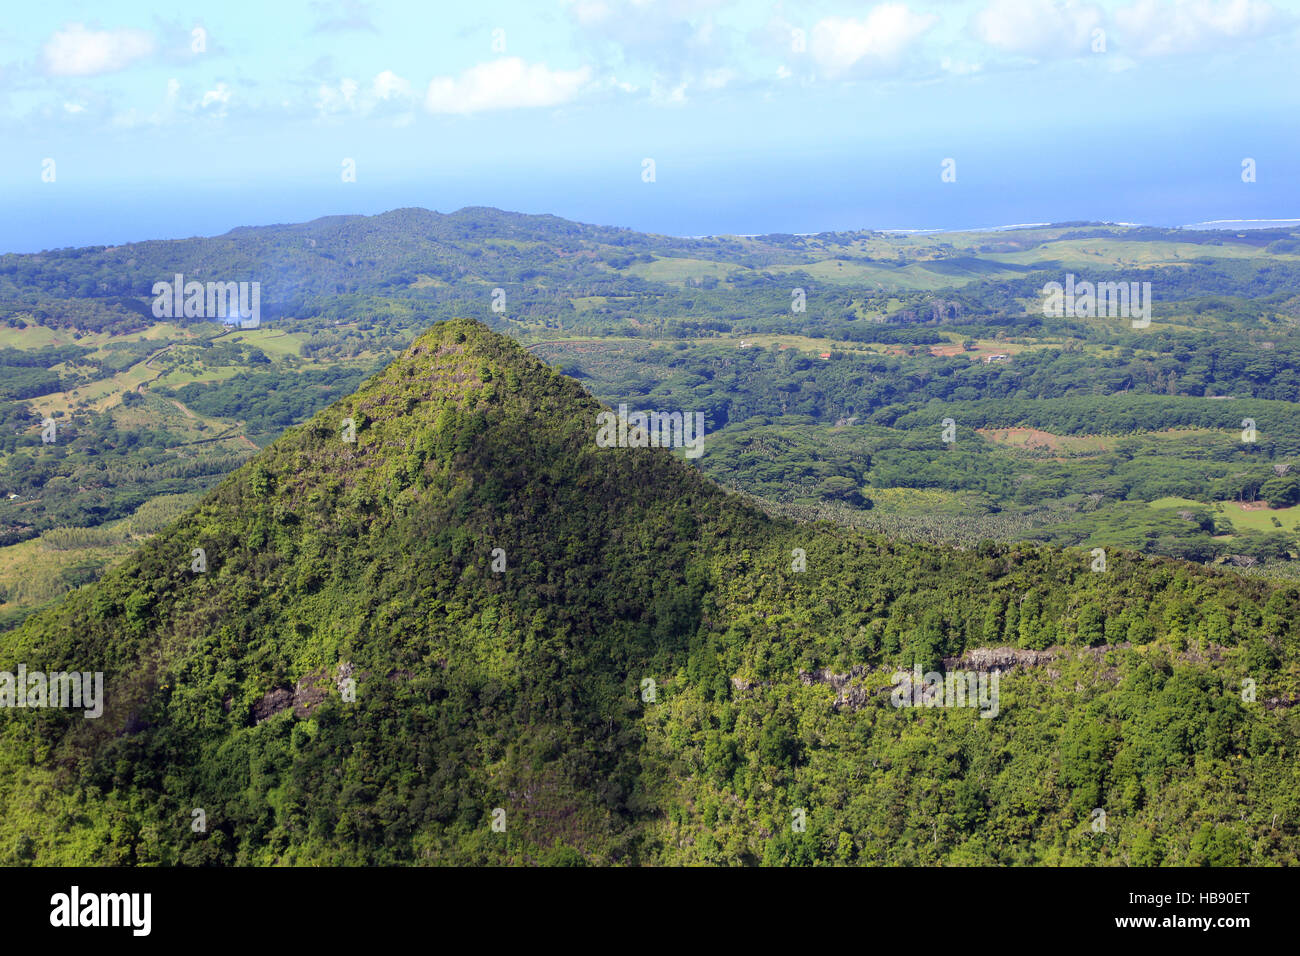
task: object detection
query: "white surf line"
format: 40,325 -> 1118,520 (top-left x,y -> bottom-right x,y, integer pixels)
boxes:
879,222 -> 1051,234
1183,218 -> 1300,228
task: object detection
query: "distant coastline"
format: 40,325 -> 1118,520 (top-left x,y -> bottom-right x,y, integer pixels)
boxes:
688,218 -> 1300,240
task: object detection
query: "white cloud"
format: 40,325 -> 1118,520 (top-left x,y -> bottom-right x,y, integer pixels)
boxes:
43,23 -> 155,76
973,0 -> 1104,56
372,69 -> 410,100
425,58 -> 591,114
103,78 -> 246,128
316,77 -> 359,114
1114,0 -> 1284,56
310,71 -> 416,119
201,83 -> 231,110
809,5 -> 938,77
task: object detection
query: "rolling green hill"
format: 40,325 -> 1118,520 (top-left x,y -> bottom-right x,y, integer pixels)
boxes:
2,319 -> 1298,865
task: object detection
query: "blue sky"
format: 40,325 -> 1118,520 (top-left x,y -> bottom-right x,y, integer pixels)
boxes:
1,0 -> 1298,251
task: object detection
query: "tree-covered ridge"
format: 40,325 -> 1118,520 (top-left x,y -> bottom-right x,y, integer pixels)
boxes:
1,319 -> 1297,865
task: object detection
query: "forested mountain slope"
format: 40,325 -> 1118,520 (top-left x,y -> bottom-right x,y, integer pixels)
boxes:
2,319 -> 1297,865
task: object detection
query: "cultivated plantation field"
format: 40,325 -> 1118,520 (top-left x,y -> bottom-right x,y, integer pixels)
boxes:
978,426 -> 1117,454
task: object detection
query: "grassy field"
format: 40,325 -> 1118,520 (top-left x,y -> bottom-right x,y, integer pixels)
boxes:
766,258 -> 985,290
1144,496 -> 1300,533
627,256 -> 741,284
150,364 -> 245,388
28,361 -> 162,415
989,238 -> 1282,268
0,325 -> 64,348
0,321 -> 193,351
223,328 -> 308,357
1149,496 -> 1207,510
1219,499 -> 1300,532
